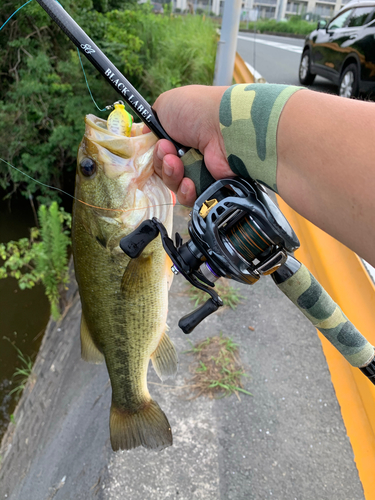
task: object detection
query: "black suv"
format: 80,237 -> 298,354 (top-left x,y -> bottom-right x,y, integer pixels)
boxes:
299,1 -> 375,97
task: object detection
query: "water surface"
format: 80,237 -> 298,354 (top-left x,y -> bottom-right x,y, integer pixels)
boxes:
0,195 -> 50,438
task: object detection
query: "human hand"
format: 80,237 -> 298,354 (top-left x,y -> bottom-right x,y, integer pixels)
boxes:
144,85 -> 233,206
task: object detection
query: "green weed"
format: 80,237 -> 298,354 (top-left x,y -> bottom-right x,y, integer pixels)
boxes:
5,338 -> 33,397
186,333 -> 252,400
187,279 -> 244,310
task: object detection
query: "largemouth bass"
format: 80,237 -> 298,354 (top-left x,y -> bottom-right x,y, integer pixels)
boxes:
72,105 -> 177,451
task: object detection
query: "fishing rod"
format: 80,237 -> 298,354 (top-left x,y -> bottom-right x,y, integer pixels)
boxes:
35,0 -> 187,154
36,0 -> 375,385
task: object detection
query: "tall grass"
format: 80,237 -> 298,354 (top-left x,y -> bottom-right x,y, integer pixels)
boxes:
139,14 -> 218,99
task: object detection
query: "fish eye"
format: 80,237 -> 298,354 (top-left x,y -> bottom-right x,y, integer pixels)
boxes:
80,158 -> 96,177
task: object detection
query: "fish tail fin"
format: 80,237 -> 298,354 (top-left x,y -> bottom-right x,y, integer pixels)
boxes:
80,313 -> 104,364
110,400 -> 172,451
151,329 -> 178,381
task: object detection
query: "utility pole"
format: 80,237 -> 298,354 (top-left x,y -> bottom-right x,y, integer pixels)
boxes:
277,0 -> 284,21
213,0 -> 242,86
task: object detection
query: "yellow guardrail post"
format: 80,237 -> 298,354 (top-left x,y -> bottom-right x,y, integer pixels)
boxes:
234,52 -> 255,84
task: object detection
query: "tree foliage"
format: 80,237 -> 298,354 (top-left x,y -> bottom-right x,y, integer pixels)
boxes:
0,201 -> 71,319
0,2 -> 217,202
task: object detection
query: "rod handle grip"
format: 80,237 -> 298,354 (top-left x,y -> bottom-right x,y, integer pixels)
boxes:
272,257 -> 374,368
180,149 -> 216,197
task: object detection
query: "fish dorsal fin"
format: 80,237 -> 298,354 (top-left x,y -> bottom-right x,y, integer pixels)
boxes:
151,329 -> 178,381
80,313 -> 104,364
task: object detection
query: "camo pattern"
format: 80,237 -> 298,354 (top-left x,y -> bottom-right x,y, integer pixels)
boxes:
181,148 -> 215,196
219,84 -> 305,193
277,263 -> 374,367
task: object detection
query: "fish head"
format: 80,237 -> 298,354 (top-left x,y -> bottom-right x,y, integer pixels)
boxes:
75,114 -> 173,251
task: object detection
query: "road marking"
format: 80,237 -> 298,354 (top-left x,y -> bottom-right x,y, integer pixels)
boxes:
238,35 -> 303,54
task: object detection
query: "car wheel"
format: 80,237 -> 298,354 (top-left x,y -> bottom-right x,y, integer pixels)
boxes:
339,64 -> 359,98
299,50 -> 316,86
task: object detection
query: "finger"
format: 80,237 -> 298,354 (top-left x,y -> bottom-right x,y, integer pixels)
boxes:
176,178 -> 196,207
142,124 -> 151,134
162,154 -> 184,193
153,140 -> 177,178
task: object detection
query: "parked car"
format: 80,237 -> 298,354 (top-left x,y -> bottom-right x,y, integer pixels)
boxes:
299,1 -> 375,97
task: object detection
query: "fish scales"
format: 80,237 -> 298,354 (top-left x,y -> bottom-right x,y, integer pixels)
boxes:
72,110 -> 177,451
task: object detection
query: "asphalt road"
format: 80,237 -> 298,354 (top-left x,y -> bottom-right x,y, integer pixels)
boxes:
237,32 -> 338,94
0,206 -> 365,500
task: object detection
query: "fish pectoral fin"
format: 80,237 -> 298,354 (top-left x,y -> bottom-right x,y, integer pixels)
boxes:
110,400 -> 172,451
121,254 -> 153,294
80,313 -> 104,364
151,329 -> 178,381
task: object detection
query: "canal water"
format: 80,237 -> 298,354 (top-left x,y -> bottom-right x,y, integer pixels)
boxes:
0,195 -> 51,439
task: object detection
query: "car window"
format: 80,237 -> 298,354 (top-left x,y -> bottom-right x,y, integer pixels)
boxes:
364,7 -> 375,24
347,6 -> 375,26
328,9 -> 353,29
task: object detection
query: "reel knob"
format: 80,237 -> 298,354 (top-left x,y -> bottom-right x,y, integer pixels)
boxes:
178,297 -> 222,334
120,220 -> 159,258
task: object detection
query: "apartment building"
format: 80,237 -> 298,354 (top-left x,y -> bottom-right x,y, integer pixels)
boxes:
245,0 -> 352,20
172,0 -> 351,19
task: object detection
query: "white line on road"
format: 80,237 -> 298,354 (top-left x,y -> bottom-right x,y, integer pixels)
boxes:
244,61 -> 265,82
238,35 -> 303,54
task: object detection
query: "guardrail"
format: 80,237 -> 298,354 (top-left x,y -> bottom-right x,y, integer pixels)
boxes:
233,52 -> 375,499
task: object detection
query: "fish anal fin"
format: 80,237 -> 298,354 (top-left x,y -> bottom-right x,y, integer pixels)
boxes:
80,313 -> 104,364
110,400 -> 172,451
151,329 -> 178,381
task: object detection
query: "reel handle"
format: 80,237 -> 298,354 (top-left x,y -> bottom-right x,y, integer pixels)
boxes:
178,298 -> 220,334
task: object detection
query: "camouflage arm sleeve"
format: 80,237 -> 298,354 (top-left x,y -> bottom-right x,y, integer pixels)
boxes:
275,263 -> 374,367
219,84 -> 305,193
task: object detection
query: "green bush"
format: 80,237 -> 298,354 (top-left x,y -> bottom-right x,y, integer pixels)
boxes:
0,202 -> 71,320
240,17 -> 316,36
0,3 -> 217,202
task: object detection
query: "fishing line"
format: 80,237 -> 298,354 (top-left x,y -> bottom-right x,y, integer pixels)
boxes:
1,0 -> 108,112
0,156 -> 178,214
76,49 -> 108,112
0,0 -> 34,31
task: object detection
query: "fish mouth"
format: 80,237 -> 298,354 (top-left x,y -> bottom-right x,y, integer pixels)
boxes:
84,114 -> 158,159
78,115 -> 174,236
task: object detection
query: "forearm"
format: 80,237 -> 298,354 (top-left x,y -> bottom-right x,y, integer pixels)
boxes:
276,90 -> 375,266
219,84 -> 375,266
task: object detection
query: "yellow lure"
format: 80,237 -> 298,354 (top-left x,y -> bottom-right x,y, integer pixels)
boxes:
107,102 -> 133,137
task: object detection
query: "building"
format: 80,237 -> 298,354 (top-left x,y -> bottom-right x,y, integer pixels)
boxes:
172,0 -> 351,19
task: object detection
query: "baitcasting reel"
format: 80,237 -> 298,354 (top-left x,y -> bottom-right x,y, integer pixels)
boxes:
120,177 -> 375,383
120,177 -> 300,333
